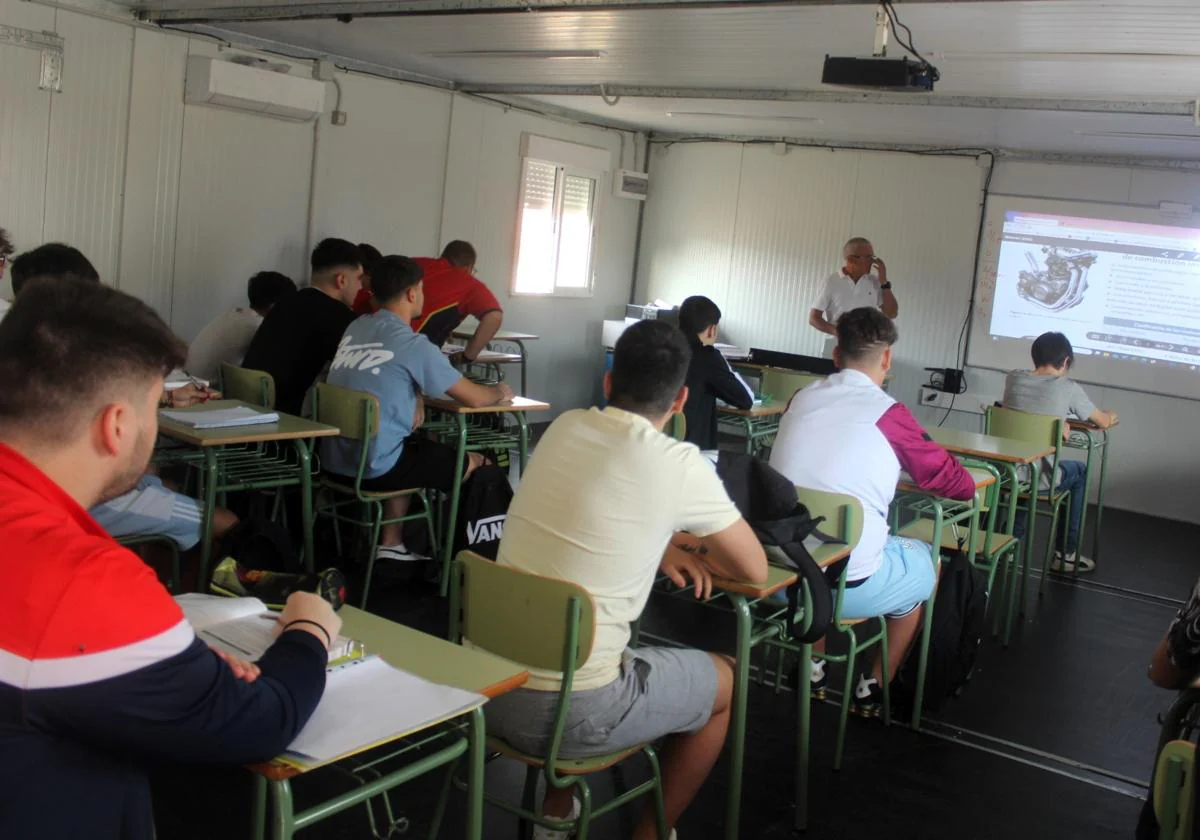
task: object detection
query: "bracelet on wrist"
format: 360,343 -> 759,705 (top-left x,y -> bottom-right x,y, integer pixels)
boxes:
282,618 -> 332,648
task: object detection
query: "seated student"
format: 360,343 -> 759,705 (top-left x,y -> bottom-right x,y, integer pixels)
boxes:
10,241 -> 99,292
678,295 -> 755,450
351,242 -> 383,315
0,276 -> 339,840
769,307 -> 975,710
186,270 -> 298,382
0,228 -> 13,319
323,255 -> 513,566
1002,331 -> 1117,574
412,240 -> 503,364
242,238 -> 363,416
484,320 -> 768,840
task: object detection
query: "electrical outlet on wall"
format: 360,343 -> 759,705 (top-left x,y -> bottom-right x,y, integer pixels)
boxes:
331,110 -> 347,126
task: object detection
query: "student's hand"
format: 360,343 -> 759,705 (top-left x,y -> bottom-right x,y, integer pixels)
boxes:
661,543 -> 714,600
412,394 -> 426,431
165,384 -> 216,408
494,383 -> 515,404
872,256 -> 887,279
209,645 -> 261,683
276,592 -> 342,650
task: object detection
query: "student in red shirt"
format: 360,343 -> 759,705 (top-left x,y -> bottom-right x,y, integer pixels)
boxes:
411,240 -> 504,363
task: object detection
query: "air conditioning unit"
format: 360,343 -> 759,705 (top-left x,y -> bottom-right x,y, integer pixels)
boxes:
184,56 -> 326,122
614,169 -> 649,200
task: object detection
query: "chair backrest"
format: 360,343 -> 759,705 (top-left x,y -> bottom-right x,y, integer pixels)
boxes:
1154,739 -> 1195,839
985,405 -> 1063,471
668,412 -> 687,441
313,382 -> 380,444
453,551 -> 596,676
761,368 -> 822,405
794,486 -> 864,550
219,363 -> 276,409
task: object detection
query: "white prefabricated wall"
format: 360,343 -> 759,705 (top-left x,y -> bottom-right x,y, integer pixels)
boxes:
0,0 -> 639,412
636,142 -> 1200,523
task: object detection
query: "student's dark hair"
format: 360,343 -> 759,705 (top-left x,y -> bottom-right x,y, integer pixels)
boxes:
357,243 -> 383,273
836,307 -> 898,363
440,240 -> 477,268
678,295 -> 722,336
310,238 -> 363,275
370,255 -> 424,305
1031,331 -> 1074,370
0,276 -> 187,441
609,320 -> 692,417
247,271 -> 297,311
10,243 -> 99,295
0,229 -> 13,260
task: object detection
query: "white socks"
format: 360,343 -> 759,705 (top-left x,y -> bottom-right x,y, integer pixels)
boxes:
855,675 -> 879,699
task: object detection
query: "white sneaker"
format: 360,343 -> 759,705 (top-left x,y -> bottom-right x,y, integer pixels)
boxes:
532,797 -> 581,840
374,544 -> 428,564
1051,551 -> 1095,573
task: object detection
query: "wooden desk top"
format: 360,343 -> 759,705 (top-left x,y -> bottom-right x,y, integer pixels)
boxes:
453,328 -> 539,342
929,427 -> 1053,464
898,466 -> 996,496
425,395 -> 551,415
717,400 -> 787,418
1068,418 -> 1118,433
713,543 -> 851,598
254,607 -> 528,781
157,400 -> 339,447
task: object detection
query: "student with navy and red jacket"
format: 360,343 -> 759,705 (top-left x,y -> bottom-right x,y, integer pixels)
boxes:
0,275 -> 339,840
770,306 -> 976,713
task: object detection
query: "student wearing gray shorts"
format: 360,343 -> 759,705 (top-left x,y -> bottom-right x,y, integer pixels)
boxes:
484,320 -> 768,840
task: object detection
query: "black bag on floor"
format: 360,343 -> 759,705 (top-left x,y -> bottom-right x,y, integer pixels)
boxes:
211,516 -> 346,610
451,464 -> 514,560
218,516 -> 301,574
889,548 -> 988,715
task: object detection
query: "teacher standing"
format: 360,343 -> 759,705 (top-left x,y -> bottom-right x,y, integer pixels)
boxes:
809,237 -> 899,354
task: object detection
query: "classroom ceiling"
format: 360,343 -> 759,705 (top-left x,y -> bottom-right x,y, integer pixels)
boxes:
128,0 -> 1200,159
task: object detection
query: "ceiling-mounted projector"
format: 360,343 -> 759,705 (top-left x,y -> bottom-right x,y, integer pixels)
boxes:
821,55 -> 939,91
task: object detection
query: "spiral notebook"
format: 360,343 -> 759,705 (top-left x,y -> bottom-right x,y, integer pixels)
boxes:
280,656 -> 486,770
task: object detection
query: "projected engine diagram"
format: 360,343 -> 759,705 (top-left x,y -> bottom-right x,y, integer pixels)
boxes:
1016,246 -> 1097,312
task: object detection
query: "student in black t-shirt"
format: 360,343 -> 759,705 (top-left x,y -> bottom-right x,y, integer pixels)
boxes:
242,239 -> 363,416
679,295 -> 754,450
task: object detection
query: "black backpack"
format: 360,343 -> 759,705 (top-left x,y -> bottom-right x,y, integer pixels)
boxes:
889,548 -> 988,715
217,516 -> 301,575
451,464 -> 514,560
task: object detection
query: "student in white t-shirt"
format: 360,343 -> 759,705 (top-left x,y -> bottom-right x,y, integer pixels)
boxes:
809,237 -> 899,353
185,271 -> 297,382
485,320 -> 768,840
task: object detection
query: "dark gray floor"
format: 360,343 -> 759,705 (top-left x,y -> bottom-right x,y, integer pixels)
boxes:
152,503 -> 1196,839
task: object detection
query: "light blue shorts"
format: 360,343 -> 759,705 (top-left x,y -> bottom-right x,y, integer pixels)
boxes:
840,536 -> 936,620
91,475 -> 205,550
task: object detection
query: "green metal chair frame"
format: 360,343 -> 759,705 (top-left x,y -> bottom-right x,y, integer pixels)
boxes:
117,534 -> 181,593
312,383 -> 437,609
759,368 -> 822,404
1155,740 -> 1195,840
219,362 -> 276,408
985,406 -> 1071,593
449,551 -> 670,840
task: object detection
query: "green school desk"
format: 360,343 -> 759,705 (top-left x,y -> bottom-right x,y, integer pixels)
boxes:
248,606 -> 528,840
716,400 -> 787,455
155,400 -> 339,584
452,328 -> 539,395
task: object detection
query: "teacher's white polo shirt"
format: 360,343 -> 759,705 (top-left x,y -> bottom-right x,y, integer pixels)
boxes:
812,270 -> 883,325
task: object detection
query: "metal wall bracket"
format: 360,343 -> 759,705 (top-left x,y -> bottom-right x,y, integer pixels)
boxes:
0,25 -> 64,92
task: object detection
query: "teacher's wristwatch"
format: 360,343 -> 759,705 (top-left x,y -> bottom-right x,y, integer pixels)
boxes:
880,282 -> 893,291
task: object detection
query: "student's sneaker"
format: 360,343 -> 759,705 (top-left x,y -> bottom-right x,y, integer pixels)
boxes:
810,659 -> 828,699
1051,551 -> 1096,574
851,676 -> 884,719
532,798 -> 581,840
371,544 -> 430,584
209,557 -> 346,611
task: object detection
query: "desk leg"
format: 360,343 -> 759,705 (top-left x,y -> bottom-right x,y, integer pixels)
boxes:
1026,462 -> 1041,605
742,418 -> 753,455
516,411 -> 530,476
725,595 -> 750,840
517,340 -> 528,396
198,448 -> 218,589
466,706 -> 485,840
269,779 -> 296,840
294,438 -> 315,574
440,416 -> 468,599
251,774 -> 267,840
1093,432 -> 1110,565
795,638 -> 812,832
911,505 -> 943,731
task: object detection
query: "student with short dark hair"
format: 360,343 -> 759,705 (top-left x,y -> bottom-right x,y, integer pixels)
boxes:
678,295 -> 754,450
0,277 -> 338,840
186,271 -> 298,382
242,238 -> 364,416
0,228 -> 14,320
412,240 -> 503,364
324,255 -> 513,567
351,242 -> 384,315
770,307 -> 975,711
486,319 -> 768,840
1003,331 -> 1118,573
10,242 -> 99,295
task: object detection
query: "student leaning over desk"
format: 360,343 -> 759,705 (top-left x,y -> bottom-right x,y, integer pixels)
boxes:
0,277 -> 339,840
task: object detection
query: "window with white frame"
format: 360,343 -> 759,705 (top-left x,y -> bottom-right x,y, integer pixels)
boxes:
512,135 -> 608,296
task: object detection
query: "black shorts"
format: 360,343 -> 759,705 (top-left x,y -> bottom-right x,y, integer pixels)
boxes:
334,438 -> 460,494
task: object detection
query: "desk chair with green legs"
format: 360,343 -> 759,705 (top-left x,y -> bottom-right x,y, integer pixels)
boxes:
985,406 -> 1070,594
219,363 -> 276,408
450,551 -> 670,840
1154,740 -> 1196,840
759,369 -> 822,405
312,383 -> 437,609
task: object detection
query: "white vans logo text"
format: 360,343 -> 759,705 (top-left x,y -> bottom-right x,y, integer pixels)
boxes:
467,515 -> 505,544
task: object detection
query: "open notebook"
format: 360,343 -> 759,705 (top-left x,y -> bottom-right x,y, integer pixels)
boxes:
161,406 -> 279,429
176,594 -> 358,663
280,656 -> 486,770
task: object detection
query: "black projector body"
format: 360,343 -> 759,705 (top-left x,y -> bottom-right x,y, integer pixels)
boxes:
821,55 -> 938,91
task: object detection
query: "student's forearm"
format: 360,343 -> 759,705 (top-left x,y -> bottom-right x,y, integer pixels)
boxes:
881,290 -> 899,318
463,311 -> 503,361
809,314 -> 837,336
1150,636 -> 1186,689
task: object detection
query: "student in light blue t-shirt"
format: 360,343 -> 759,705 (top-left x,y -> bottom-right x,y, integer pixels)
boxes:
323,255 -> 513,568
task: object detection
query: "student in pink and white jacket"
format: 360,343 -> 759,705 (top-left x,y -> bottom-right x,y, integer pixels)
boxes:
770,307 -> 975,712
